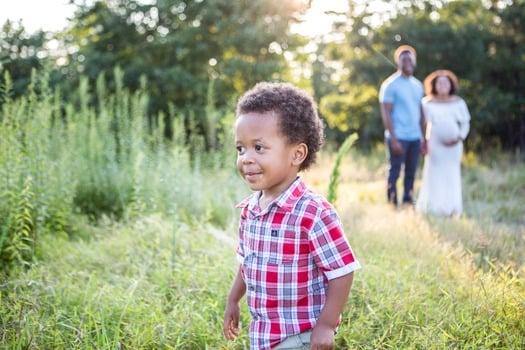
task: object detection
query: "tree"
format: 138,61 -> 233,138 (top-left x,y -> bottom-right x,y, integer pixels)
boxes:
315,0 -> 524,155
481,0 -> 525,156
62,0 -> 308,143
0,21 -> 49,99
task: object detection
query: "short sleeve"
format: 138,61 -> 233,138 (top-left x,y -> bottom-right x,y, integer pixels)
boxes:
236,207 -> 247,263
309,207 -> 360,280
379,80 -> 394,104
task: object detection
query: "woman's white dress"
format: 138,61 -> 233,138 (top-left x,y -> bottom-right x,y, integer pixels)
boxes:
416,97 -> 471,216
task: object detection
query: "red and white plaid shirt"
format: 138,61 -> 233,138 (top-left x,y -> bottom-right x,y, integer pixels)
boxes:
236,177 -> 361,350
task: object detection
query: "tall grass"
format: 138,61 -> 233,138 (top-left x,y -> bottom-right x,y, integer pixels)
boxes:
0,68 -> 241,276
327,133 -> 358,203
1,70 -> 74,275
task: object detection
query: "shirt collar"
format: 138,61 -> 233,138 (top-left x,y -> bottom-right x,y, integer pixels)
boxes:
236,176 -> 307,212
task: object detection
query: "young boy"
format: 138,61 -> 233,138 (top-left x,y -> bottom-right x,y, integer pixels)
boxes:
223,82 -> 361,350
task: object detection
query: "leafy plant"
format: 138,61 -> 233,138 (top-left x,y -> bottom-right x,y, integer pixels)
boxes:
328,133 -> 358,204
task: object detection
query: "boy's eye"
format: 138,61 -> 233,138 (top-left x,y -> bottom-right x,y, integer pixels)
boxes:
236,145 -> 245,153
255,144 -> 265,152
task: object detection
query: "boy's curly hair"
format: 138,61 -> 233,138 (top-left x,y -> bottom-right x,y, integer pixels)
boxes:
236,82 -> 324,171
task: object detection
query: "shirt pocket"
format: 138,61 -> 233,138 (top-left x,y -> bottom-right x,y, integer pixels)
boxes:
265,227 -> 310,265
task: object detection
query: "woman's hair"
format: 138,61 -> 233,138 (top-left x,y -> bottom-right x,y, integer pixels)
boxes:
236,82 -> 324,171
424,69 -> 459,96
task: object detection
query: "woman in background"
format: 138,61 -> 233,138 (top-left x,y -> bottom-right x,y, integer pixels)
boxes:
416,69 -> 471,216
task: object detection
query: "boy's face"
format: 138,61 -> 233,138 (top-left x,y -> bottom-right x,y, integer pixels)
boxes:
234,111 -> 305,199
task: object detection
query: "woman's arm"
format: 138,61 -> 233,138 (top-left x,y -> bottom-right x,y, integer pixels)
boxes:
458,99 -> 471,140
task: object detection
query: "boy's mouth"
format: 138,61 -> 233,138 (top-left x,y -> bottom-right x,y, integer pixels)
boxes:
244,171 -> 261,180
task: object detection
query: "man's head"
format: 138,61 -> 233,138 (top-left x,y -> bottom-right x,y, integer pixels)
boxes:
394,45 -> 417,76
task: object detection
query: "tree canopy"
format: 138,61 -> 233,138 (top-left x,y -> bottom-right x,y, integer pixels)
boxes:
1,0 -> 524,156
316,0 -> 524,154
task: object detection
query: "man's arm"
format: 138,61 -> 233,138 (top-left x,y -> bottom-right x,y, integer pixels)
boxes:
380,102 -> 393,132
380,102 -> 402,155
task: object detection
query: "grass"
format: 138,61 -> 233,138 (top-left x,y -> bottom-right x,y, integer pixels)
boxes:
1,147 -> 524,349
1,216 -> 246,349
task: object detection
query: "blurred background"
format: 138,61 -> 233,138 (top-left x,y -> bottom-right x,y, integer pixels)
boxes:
1,0 -> 523,157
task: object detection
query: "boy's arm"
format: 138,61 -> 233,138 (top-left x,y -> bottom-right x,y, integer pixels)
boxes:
223,266 -> 246,340
310,272 -> 355,349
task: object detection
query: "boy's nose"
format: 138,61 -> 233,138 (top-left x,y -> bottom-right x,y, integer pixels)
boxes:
241,155 -> 255,164
240,151 -> 255,164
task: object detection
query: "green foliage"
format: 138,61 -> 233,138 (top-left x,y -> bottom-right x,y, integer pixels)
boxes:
0,66 -> 241,276
0,70 -> 73,276
320,94 -> 352,132
0,217 -> 248,349
0,21 -> 49,99
320,86 -> 378,148
67,70 -> 143,220
59,0 -> 307,140
2,0 -> 524,154
328,133 -> 358,204
311,0 -> 525,154
0,177 -> 35,276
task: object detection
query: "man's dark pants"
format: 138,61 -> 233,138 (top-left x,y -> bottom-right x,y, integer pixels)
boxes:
387,138 -> 421,206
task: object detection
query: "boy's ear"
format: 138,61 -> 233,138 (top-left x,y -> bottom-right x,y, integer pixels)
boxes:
292,143 -> 308,166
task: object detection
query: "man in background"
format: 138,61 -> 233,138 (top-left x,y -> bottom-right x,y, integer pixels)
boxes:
379,45 -> 426,207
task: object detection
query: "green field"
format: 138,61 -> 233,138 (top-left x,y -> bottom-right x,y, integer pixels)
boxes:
2,148 -> 524,349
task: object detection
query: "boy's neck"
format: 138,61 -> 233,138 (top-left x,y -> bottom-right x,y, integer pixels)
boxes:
258,175 -> 299,211
258,195 -> 273,212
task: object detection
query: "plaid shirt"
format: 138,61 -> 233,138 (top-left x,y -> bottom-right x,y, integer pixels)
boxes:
236,177 -> 361,350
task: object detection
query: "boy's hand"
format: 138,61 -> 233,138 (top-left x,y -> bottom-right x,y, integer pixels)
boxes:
223,302 -> 241,340
310,323 -> 335,350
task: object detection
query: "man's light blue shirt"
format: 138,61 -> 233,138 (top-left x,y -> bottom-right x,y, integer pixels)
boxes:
379,72 -> 424,141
